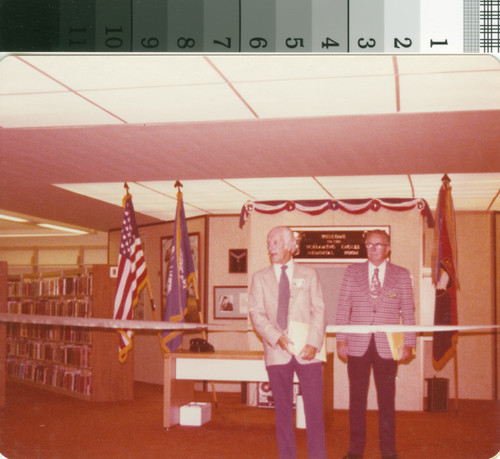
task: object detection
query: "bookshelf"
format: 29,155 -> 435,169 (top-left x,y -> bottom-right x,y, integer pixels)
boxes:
0,261 -> 7,407
5,265 -> 133,402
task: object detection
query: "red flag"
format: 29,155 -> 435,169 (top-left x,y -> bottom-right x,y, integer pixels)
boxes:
432,175 -> 459,370
113,191 -> 148,363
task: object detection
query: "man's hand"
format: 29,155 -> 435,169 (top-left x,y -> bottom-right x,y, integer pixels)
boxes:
337,341 -> 348,361
299,344 -> 317,361
278,334 -> 293,353
399,345 -> 414,362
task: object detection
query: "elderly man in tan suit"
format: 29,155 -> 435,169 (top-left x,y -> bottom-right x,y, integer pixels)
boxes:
249,226 -> 327,459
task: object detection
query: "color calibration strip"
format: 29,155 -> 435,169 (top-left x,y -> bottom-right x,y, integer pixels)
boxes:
0,0 -> 497,54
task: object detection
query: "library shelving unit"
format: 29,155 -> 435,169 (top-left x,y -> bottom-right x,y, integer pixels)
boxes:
0,261 -> 7,407
5,264 -> 133,402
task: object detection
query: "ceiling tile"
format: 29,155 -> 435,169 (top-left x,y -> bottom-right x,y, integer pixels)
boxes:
227,177 -> 331,201
211,55 -> 395,81
235,75 -> 397,118
411,173 -> 500,210
0,92 -> 124,128
21,55 -> 222,90
316,175 -> 413,199
84,84 -> 256,124
397,55 -> 500,74
0,55 -> 63,94
140,180 -> 251,214
400,71 -> 500,113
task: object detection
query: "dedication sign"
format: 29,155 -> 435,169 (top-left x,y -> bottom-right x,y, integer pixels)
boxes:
292,226 -> 389,263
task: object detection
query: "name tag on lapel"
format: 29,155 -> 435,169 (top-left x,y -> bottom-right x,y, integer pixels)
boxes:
292,278 -> 305,288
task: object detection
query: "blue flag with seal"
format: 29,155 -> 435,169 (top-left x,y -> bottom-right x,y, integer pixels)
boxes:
161,186 -> 197,353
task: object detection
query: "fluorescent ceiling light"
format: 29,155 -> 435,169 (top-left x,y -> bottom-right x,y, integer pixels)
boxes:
36,223 -> 88,235
0,213 -> 29,223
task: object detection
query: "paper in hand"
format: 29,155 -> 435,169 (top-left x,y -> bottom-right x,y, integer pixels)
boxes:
287,320 -> 327,362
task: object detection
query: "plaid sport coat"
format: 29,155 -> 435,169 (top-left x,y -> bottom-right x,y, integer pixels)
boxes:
335,261 -> 416,359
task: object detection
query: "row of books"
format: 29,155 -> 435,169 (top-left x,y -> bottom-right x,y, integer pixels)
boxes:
7,339 -> 91,369
8,275 -> 93,298
7,358 -> 92,396
7,324 -> 92,344
7,298 -> 92,318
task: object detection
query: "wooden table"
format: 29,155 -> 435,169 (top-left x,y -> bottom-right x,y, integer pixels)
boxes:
163,350 -> 333,428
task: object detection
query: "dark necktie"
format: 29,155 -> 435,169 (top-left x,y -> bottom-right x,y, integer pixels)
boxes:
277,265 -> 290,330
371,267 -> 381,297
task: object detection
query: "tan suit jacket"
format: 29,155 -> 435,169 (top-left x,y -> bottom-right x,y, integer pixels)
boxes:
249,263 -> 326,367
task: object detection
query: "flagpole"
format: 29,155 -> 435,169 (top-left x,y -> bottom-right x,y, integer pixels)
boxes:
123,182 -> 166,356
454,350 -> 459,414
174,181 -> 218,408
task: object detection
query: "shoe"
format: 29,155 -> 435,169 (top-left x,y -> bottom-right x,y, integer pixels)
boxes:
342,454 -> 363,459
382,455 -> 399,459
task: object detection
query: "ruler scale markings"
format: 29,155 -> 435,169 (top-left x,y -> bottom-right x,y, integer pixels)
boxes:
203,0 -> 240,52
350,0 -> 385,53
276,0 -> 312,52
384,0 -> 420,53
0,1 -> 498,54
167,0 -> 204,52
240,0 -> 276,52
311,0 -> 348,53
95,0 -> 132,52
132,0 -> 168,51
420,0 -> 463,53
60,0 -> 95,52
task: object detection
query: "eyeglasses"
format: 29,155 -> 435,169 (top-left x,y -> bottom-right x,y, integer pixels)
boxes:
365,243 -> 389,249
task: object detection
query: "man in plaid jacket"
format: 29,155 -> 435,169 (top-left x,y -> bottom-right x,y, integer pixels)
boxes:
336,230 -> 416,459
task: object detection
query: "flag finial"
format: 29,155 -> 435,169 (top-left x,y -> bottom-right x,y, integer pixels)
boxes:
122,182 -> 132,207
441,174 -> 451,185
174,180 -> 183,190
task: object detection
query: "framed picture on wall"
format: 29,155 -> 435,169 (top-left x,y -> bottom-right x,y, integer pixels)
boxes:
161,233 -> 200,319
229,249 -> 247,273
214,286 -> 248,319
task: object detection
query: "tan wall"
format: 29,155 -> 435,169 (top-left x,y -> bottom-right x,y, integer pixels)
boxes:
205,216 -> 250,391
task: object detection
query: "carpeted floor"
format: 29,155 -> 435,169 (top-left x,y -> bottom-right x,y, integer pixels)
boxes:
0,382 -> 498,459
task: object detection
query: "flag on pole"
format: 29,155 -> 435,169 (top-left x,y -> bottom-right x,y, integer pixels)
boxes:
432,174 -> 459,370
113,190 -> 148,363
161,187 -> 197,353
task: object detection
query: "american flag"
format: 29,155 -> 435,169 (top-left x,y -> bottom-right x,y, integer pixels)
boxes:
113,193 -> 148,363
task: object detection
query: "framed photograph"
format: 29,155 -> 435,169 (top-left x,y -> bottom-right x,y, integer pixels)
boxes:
161,233 -> 200,318
229,249 -> 247,273
291,226 -> 390,263
214,286 -> 248,320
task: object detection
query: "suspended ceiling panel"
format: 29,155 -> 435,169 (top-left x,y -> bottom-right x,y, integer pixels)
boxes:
0,53 -> 499,234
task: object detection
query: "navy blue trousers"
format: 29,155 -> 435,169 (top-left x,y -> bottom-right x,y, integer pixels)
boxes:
267,357 -> 327,459
347,336 -> 398,457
